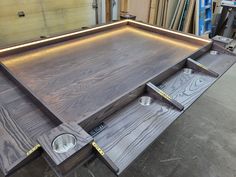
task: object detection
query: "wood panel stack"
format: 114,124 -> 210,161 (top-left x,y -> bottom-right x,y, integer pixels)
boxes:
148,0 -> 196,33
122,0 -> 212,35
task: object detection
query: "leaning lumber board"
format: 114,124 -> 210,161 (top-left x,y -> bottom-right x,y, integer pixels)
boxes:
156,0 -> 164,26
0,20 -> 215,176
183,0 -> 196,33
178,0 -> 189,31
170,0 -> 181,29
0,70 -> 57,175
148,0 -> 159,24
173,0 -> 186,30
166,0 -> 179,28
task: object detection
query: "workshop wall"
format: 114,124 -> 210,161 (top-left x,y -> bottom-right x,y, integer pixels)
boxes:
0,0 -> 96,47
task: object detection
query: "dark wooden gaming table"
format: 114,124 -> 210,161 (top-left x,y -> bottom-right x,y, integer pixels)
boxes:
0,20 -> 235,176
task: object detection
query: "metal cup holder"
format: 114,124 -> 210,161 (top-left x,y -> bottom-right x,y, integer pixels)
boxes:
52,133 -> 77,154
210,50 -> 219,55
139,96 -> 153,106
183,68 -> 194,74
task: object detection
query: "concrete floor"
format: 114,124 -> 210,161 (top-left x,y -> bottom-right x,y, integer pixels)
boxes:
6,64 -> 236,177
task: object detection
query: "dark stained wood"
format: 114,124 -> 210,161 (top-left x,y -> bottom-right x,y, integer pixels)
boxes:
37,122 -> 93,175
0,63 -> 63,125
0,21 -> 233,177
105,0 -> 112,22
91,141 -> 119,173
94,71 -> 215,174
197,52 -> 236,75
37,122 -> 93,165
187,58 -> 219,77
147,82 -> 184,111
1,26 -> 205,131
0,106 -> 34,175
94,53 -> 235,174
0,71 -> 57,175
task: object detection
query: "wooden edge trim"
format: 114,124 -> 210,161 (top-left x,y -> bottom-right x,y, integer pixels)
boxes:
187,58 -> 219,77
0,62 -> 63,125
0,19 -> 212,58
127,20 -> 212,46
146,82 -> 184,111
91,141 -> 119,173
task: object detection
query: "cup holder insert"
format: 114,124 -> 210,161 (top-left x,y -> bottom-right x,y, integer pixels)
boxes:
52,133 -> 77,154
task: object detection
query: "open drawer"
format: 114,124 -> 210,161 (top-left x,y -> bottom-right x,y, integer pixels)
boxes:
0,20 -> 235,176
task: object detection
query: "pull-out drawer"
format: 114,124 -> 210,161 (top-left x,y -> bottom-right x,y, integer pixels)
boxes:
94,52 -> 236,174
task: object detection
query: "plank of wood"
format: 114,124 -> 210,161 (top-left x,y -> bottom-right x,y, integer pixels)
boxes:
156,0 -> 164,26
170,0 -> 181,29
183,0 -> 196,33
127,0 -> 151,22
194,0 -> 199,35
120,0 -> 128,13
147,82 -> 184,111
0,70 -> 58,175
187,58 -> 219,77
166,0 -> 179,28
178,0 -> 189,31
173,0 -> 186,30
197,52 -> 236,75
148,0 -> 159,24
163,0 -> 168,27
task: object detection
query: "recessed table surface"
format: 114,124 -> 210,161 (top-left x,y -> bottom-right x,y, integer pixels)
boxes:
1,25 -> 201,125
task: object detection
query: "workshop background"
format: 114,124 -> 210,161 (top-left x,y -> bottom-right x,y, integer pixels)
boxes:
0,1 -> 236,177
0,0 -> 235,48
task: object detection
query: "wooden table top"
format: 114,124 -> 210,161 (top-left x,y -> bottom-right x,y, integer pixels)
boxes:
2,25 -> 201,127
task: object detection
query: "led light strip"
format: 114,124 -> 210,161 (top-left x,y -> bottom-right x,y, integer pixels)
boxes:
0,20 -> 129,53
0,19 -> 210,54
129,20 -> 211,43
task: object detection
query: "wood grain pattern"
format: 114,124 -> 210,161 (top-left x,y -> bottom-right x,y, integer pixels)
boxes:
37,122 -> 93,165
2,26 -> 201,130
94,70 -> 216,174
94,52 -> 235,174
197,52 -> 236,75
0,106 -> 34,175
0,71 -> 57,175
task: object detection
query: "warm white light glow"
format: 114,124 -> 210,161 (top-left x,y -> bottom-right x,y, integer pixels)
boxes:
128,20 -> 211,43
0,19 -> 211,54
0,20 -> 129,53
